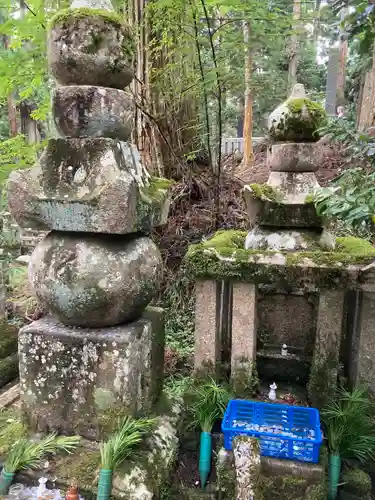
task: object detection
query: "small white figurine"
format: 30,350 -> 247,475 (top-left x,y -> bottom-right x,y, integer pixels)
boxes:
37,477 -> 48,497
269,382 -> 277,401
281,344 -> 288,356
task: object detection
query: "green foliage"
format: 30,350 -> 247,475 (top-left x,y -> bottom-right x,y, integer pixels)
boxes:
99,416 -> 156,470
314,169 -> 375,229
314,119 -> 375,229
322,386 -> 375,462
0,135 -> 44,186
186,378 -> 231,433
4,434 -> 80,473
161,264 -> 195,358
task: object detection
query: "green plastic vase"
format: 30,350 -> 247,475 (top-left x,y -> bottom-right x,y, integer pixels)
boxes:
0,469 -> 15,495
96,468 -> 113,500
329,454 -> 341,500
199,431 -> 212,488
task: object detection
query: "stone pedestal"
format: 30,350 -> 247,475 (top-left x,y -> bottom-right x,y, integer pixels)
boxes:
231,283 -> 257,394
194,280 -> 220,375
19,312 -> 164,440
308,290 -> 344,408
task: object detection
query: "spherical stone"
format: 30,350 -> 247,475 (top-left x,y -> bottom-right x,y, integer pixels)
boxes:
29,232 -> 162,327
53,86 -> 133,140
268,143 -> 321,172
48,9 -> 134,88
268,84 -> 327,143
245,227 -> 335,251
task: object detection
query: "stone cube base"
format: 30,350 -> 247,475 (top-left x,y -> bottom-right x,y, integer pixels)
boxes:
19,309 -> 164,440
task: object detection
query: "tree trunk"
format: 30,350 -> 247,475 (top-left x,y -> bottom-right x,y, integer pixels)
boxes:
241,20 -> 253,168
313,0 -> 322,41
2,36 -> 18,137
336,7 -> 348,107
288,0 -> 301,92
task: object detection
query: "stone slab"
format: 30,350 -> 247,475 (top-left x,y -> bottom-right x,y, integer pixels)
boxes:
194,280 -> 220,376
53,86 -> 133,140
245,226 -> 335,251
257,293 -> 318,355
18,313 -> 164,440
48,10 -> 134,89
231,283 -> 257,395
268,143 -> 321,172
267,172 -> 320,204
350,292 -> 375,393
244,192 -> 323,228
7,138 -> 172,235
308,290 -> 344,408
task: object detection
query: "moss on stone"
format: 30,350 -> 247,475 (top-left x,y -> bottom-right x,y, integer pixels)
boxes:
341,467 -> 372,494
49,7 -> 124,29
270,97 -> 327,143
305,193 -> 315,204
135,177 -> 174,233
231,359 -> 259,398
247,183 -> 282,203
307,352 -> 338,409
53,446 -> 100,496
140,177 -> 174,204
186,230 -> 375,286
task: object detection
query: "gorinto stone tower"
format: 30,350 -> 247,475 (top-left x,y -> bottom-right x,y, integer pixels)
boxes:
7,0 -> 172,439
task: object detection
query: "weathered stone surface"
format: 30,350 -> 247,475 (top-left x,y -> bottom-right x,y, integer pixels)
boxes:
53,86 -> 133,140
267,172 -> 320,203
7,138 -> 172,235
29,232 -> 162,327
350,292 -> 375,394
257,292 -> 318,356
217,446 -> 327,500
48,10 -> 134,88
245,226 -> 335,251
268,143 -> 321,172
243,191 -> 323,228
233,436 -> 261,500
19,315 -> 164,439
308,290 -> 344,409
231,283 -> 257,395
194,280 -> 220,376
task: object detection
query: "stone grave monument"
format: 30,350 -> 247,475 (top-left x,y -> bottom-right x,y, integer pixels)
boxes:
187,84 -> 375,408
7,0 -> 172,440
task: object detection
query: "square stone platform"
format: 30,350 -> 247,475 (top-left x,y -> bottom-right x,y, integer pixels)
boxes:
18,307 -> 164,440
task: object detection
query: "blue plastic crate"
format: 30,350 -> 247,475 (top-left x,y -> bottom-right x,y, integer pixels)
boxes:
222,400 -> 323,463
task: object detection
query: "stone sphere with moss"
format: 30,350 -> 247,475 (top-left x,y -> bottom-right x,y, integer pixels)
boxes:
268,84 -> 327,143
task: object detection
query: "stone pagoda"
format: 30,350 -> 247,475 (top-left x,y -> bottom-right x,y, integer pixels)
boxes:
245,84 -> 333,252
187,84 -> 375,408
7,0 -> 172,439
